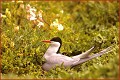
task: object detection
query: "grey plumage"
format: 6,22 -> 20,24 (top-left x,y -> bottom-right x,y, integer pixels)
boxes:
42,37 -> 113,71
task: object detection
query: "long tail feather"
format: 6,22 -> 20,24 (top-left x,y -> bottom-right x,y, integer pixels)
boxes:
72,46 -> 113,66
79,46 -> 96,58
72,46 -> 96,59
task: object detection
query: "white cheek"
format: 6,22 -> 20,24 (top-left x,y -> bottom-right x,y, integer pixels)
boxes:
51,42 -> 60,47
45,42 -> 61,54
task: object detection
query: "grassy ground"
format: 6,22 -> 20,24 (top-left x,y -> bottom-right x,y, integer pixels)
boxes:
1,1 -> 119,79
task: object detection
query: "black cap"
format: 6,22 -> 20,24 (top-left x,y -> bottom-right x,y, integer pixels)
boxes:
50,37 -> 62,45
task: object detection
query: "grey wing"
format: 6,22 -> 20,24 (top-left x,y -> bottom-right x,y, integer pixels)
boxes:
47,54 -> 75,66
72,46 -> 95,60
43,54 -> 75,71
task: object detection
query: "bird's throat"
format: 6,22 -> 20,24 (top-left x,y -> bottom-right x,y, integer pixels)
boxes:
46,45 -> 60,55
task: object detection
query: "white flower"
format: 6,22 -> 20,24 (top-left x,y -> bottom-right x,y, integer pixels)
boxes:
38,13 -> 42,18
37,10 -> 44,22
27,13 -> 36,21
50,19 -> 59,27
30,16 -> 37,21
26,4 -> 36,13
60,10 -> 64,14
26,4 -> 37,21
58,24 -> 64,30
51,22 -> 58,27
30,10 -> 37,21
37,22 -> 44,28
55,19 -> 59,23
30,11 -> 36,17
38,10 -> 43,16
30,7 -> 36,12
50,19 -> 64,31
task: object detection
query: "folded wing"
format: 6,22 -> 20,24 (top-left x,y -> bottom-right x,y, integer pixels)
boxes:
72,46 -> 113,67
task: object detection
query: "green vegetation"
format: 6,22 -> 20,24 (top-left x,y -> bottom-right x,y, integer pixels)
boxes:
1,1 -> 119,79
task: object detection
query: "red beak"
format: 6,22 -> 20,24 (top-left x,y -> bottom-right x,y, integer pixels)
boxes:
42,40 -> 51,43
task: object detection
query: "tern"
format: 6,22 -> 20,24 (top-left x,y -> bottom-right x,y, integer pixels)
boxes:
42,37 -> 113,71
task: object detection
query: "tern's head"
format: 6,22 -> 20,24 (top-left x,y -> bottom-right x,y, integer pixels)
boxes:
50,37 -> 62,45
42,37 -> 62,53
